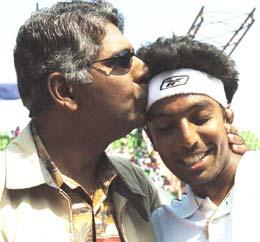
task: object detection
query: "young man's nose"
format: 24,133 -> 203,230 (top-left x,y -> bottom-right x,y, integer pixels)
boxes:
177,120 -> 200,150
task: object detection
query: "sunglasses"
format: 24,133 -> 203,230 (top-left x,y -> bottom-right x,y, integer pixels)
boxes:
91,49 -> 135,76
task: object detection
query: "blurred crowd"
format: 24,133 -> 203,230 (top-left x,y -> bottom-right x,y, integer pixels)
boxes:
106,128 -> 184,201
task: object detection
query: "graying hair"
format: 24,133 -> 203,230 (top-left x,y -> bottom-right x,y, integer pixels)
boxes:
14,0 -> 124,117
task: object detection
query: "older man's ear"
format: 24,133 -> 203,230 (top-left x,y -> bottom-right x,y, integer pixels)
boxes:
224,107 -> 249,155
48,72 -> 78,112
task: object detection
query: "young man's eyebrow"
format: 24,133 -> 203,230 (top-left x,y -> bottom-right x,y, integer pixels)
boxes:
188,100 -> 214,113
147,111 -> 171,120
147,100 -> 214,121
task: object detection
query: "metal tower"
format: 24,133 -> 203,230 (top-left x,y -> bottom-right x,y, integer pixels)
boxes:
187,7 -> 256,56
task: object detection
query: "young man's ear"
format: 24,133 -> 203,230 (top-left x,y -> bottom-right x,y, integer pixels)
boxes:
224,107 -> 248,154
48,72 -> 78,111
224,107 -> 234,124
144,125 -> 158,151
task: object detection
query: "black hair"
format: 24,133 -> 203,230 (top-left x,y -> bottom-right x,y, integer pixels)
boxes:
138,35 -> 239,103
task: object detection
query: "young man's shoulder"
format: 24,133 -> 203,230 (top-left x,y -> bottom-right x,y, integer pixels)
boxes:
231,151 -> 260,241
152,192 -> 189,219
235,150 -> 260,180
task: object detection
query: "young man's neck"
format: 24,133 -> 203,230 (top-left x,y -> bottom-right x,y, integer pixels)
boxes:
192,153 -> 241,206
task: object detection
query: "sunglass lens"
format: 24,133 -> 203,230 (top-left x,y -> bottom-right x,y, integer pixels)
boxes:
118,51 -> 133,68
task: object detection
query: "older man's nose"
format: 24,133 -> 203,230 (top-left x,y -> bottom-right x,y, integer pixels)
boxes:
131,56 -> 150,84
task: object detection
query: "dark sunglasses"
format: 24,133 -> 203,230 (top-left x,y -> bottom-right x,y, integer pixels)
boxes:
91,49 -> 135,76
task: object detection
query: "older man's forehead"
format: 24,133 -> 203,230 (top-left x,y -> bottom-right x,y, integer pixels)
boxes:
98,23 -> 133,58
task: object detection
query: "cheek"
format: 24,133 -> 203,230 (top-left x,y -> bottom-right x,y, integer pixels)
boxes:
202,124 -> 230,162
103,82 -> 135,109
161,156 -> 182,179
153,137 -> 178,166
106,76 -> 133,92
202,121 -> 227,145
151,128 -> 177,153
151,133 -> 167,152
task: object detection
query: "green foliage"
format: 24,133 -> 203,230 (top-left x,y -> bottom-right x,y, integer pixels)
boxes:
0,134 -> 11,150
240,130 -> 260,151
109,129 -> 260,158
110,128 -> 149,160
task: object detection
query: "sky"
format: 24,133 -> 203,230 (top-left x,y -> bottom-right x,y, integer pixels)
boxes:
0,0 -> 259,136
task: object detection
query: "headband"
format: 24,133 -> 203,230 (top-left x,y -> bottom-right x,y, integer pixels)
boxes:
147,68 -> 228,110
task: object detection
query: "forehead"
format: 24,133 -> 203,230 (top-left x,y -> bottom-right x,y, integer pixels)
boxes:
98,23 -> 133,58
148,94 -> 220,119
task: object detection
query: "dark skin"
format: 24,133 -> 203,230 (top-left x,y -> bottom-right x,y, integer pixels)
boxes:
147,109 -> 247,157
147,95 -> 246,205
33,22 -> 246,197
224,109 -> 247,155
33,23 -> 149,195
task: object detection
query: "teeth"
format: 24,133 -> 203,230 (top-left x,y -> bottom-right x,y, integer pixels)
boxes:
181,153 -> 206,166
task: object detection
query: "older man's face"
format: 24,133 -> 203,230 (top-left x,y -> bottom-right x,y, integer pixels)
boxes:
76,23 -> 149,138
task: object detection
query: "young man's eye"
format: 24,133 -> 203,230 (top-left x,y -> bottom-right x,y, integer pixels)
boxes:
155,125 -> 173,134
193,116 -> 211,125
157,127 -> 169,132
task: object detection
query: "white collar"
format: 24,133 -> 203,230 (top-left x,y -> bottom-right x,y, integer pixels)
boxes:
5,122 -> 54,189
171,185 -> 232,219
170,185 -> 200,218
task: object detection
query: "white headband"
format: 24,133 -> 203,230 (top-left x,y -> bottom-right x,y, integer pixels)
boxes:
147,68 -> 228,111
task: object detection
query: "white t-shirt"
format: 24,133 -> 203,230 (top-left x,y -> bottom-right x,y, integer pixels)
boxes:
152,185 -> 232,242
152,151 -> 260,242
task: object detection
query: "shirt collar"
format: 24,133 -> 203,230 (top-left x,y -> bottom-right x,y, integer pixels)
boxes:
30,121 -> 63,188
170,185 -> 200,218
172,185 -> 232,219
5,121 -> 117,191
5,122 -> 50,189
5,122 -> 149,220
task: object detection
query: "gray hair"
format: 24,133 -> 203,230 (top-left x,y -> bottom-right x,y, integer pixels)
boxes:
14,0 -> 124,117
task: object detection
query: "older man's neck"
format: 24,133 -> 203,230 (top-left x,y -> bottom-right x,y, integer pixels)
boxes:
33,115 -> 111,194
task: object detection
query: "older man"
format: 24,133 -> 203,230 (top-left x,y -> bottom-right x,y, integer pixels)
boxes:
0,1 -> 158,242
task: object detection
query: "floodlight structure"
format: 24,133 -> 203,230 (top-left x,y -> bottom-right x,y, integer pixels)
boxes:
187,6 -> 205,39
187,7 -> 256,56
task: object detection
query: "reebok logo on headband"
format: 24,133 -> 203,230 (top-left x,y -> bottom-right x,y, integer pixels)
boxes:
147,69 -> 228,111
160,75 -> 189,90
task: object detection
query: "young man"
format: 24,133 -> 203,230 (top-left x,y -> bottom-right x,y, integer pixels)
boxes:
138,35 -> 259,242
0,1 -> 159,242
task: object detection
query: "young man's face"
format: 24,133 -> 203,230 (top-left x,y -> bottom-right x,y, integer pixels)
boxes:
147,94 -> 231,187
